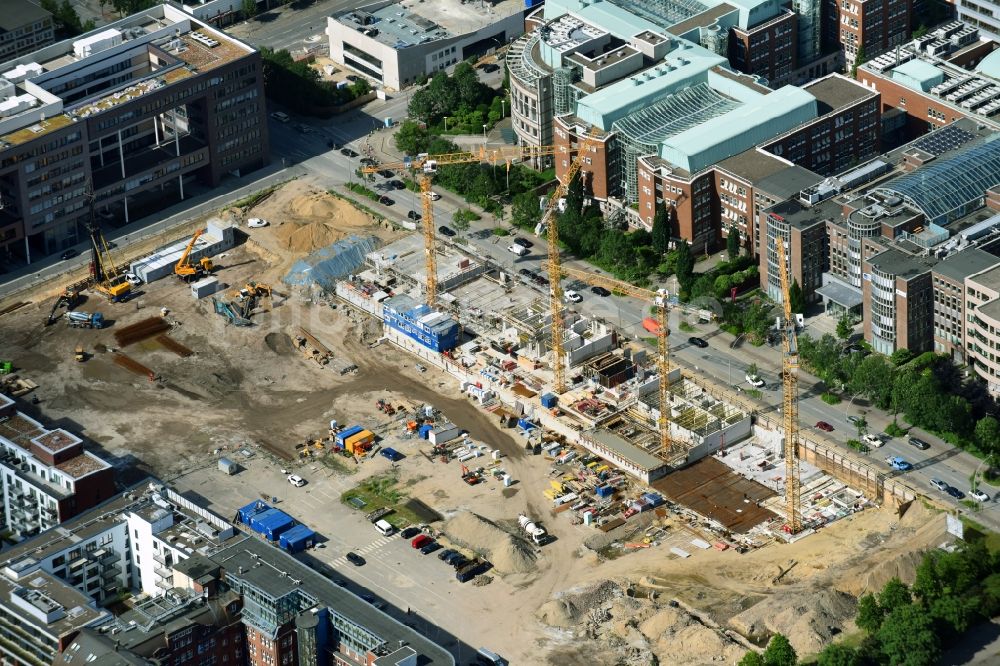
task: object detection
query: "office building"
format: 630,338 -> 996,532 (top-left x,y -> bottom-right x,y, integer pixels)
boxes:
327,0 -> 525,90
761,198 -> 830,305
855,20 -> 1000,142
931,245 -> 1000,359
951,0 -> 1000,41
966,263 -> 1000,395
0,393 -> 114,542
862,246 -> 938,353
0,1 -> 54,66
824,0 -> 912,66
0,3 -> 268,265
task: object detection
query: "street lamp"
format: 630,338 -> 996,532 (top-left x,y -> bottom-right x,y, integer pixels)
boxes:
444,116 -> 449,132
500,99 -> 506,117
482,124 -> 488,143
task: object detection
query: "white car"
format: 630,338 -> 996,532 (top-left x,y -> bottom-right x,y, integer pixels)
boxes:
506,244 -> 528,256
564,290 -> 582,303
862,433 -> 884,448
287,474 -> 306,487
745,374 -> 765,388
426,191 -> 441,201
247,218 -> 269,228
971,489 -> 991,502
125,273 -> 143,287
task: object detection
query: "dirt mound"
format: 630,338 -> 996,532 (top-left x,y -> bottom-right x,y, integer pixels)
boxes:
252,181 -> 373,255
536,581 -> 624,627
442,511 -> 537,575
837,549 -> 926,597
264,332 -> 296,356
729,587 -> 857,656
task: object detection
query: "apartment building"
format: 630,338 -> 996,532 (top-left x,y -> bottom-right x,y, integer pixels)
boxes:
0,1 -> 54,66
825,0 -> 913,66
951,0 -> 1000,40
855,21 -> 1000,142
0,393 -> 114,542
761,198 -> 831,305
966,263 -> 1000,395
0,3 -> 268,265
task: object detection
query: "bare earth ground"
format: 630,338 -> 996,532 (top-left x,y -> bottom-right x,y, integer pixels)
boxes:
0,181 -> 951,664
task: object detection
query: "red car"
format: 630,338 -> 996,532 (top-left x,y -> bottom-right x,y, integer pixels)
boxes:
815,421 -> 834,432
411,534 -> 431,549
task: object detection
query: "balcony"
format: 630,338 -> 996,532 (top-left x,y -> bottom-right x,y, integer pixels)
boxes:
100,564 -> 120,580
154,575 -> 173,590
153,565 -> 172,579
152,551 -> 168,566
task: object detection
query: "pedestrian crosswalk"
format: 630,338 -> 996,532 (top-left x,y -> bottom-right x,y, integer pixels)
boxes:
329,535 -> 395,565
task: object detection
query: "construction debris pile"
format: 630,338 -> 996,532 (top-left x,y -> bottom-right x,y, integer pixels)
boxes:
442,511 -> 537,575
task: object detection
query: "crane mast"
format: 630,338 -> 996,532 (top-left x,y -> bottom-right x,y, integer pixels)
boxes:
776,240 -> 802,533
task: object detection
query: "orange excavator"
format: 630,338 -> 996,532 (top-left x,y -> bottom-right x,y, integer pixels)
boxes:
174,229 -> 215,281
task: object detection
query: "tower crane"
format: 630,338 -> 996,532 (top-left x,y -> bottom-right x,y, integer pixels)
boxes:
539,130 -> 600,393
361,144 -> 557,307
560,265 -> 675,455
775,240 -> 802,533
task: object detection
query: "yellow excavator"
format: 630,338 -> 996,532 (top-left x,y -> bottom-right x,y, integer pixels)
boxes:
174,229 -> 214,281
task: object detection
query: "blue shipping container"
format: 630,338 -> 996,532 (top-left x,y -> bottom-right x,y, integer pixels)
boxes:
237,500 -> 270,526
335,425 -> 364,446
525,0 -> 542,7
279,524 -> 316,553
418,424 -> 433,439
595,485 -> 614,498
540,393 -> 558,409
517,418 -> 537,431
250,509 -> 295,541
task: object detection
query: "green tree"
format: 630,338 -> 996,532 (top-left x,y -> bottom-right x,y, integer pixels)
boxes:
761,633 -> 797,666
726,227 -> 740,261
878,578 -> 913,613
394,120 -> 430,154
408,89 -> 436,124
510,192 -> 541,231
876,603 -> 940,666
787,279 -> 804,314
675,241 -> 695,293
742,301 -> 772,345
836,314 -> 854,341
652,203 -> 670,255
738,652 -> 766,666
890,348 -> 913,366
856,593 -> 883,634
746,362 -> 759,379
851,44 -> 867,77
848,355 -> 895,410
975,416 -> 1000,454
854,415 -> 868,438
451,212 -> 471,235
242,0 -> 258,19
817,643 -> 860,666
349,78 -> 371,98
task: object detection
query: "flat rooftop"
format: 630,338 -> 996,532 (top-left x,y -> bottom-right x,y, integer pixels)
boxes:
338,0 -> 523,49
716,148 -> 790,184
56,451 -> 111,479
804,73 -> 877,114
209,537 -> 454,664
867,247 -> 939,279
933,246 -> 1000,282
970,264 -> 1000,292
0,569 -> 109,638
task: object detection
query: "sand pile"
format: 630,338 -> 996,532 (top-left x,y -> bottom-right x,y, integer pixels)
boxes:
442,511 -> 537,574
252,181 -> 373,254
729,587 -> 857,656
536,581 -> 624,628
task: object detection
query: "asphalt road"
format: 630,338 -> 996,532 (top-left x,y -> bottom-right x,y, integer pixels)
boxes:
230,1 -> 361,52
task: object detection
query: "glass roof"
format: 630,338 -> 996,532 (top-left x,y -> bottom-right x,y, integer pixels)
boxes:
874,135 -> 1000,225
611,83 -> 740,145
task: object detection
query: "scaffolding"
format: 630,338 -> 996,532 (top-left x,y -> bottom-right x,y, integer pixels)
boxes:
611,83 -> 741,202
608,0 -> 710,27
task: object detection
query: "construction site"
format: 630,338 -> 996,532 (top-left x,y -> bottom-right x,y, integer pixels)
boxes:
0,169 -> 960,664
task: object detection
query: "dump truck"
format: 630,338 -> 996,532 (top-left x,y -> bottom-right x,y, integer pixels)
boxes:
518,514 -> 548,545
455,558 -> 490,583
66,311 -> 104,329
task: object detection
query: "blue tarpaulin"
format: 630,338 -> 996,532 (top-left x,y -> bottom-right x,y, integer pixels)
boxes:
279,524 -> 316,553
283,235 -> 378,290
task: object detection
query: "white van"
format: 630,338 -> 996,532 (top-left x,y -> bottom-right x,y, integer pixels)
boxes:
374,519 -> 395,536
506,244 -> 528,256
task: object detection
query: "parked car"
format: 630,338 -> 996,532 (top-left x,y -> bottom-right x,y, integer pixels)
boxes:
427,191 -> 442,200
688,337 -> 708,348
346,552 -> 365,566
378,196 -> 395,206
377,169 -> 395,178
407,210 -> 421,220
125,273 -> 143,287
360,157 -> 377,166
340,147 -> 359,157
513,237 -> 533,249
60,248 -> 78,261
437,548 -> 457,561
884,456 -> 912,471
590,285 -> 611,297
745,373 -> 765,388
270,111 -> 290,123
945,486 -> 965,500
564,290 -> 582,303
420,541 -> 441,554
862,433 -> 884,448
332,578 -> 347,587
388,179 -> 405,190
533,274 -> 549,286
400,526 -> 421,539
247,217 -> 269,228
971,489 -> 991,502
507,243 -> 528,256
930,478 -> 949,492
287,474 -> 306,487
847,415 -> 862,425
908,437 -> 930,450
815,421 -> 834,432
436,225 -> 456,237
411,534 -> 432,549
479,63 -> 500,73
518,268 -> 533,277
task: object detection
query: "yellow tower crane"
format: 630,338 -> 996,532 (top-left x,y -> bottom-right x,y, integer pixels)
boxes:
561,266 -> 674,454
539,130 -> 600,393
361,145 -> 557,307
775,240 -> 802,533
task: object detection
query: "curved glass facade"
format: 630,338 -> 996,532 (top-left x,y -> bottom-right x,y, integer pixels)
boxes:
874,135 -> 1000,225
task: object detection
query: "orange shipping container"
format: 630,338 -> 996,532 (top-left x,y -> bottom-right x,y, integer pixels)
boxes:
344,430 -> 375,453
